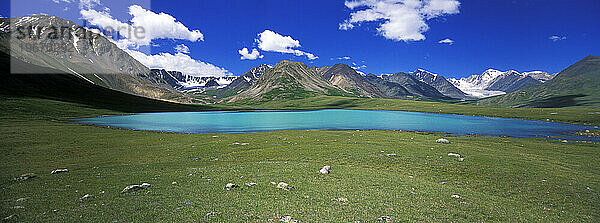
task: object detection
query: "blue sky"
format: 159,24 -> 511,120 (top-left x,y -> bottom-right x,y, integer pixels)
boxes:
2,0 -> 600,78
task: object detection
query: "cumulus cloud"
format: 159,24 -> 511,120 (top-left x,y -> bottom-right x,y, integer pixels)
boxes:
174,44 -> 190,54
549,35 -> 566,42
80,5 -> 203,46
338,56 -> 351,60
79,0 -> 101,10
126,50 -> 231,77
255,30 -> 318,60
79,4 -> 228,77
238,48 -> 263,60
438,38 -> 454,45
340,0 -> 460,42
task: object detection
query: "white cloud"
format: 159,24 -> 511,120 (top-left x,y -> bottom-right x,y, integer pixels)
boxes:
549,35 -> 566,42
340,0 -> 460,42
126,50 -> 231,77
238,48 -> 263,60
79,0 -> 101,10
52,0 -> 73,3
255,30 -> 318,60
174,44 -> 190,54
79,4 -> 228,77
438,38 -> 454,45
80,5 -> 203,46
338,56 -> 351,60
351,65 -> 367,70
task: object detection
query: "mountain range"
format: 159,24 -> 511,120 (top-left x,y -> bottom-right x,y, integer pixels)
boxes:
3,15 -> 596,109
0,15 -> 182,101
474,55 -> 600,108
449,69 -> 555,98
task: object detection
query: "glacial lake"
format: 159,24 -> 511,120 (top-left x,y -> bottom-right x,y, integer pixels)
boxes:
74,109 -> 599,142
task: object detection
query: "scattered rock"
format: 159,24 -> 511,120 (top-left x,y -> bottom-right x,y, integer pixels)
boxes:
451,194 -> 461,199
447,153 -> 461,158
245,182 -> 257,187
206,212 -> 217,216
378,215 -> 394,222
15,198 -> 27,202
172,181 -> 178,185
4,215 -> 15,220
51,169 -> 69,174
232,142 -> 249,145
212,136 -> 219,138
12,206 -> 25,209
280,216 -> 297,223
16,173 -> 36,181
436,138 -> 450,144
319,166 -> 331,174
337,197 -> 349,202
270,182 -> 277,185
193,158 -> 201,161
121,183 -> 152,193
386,154 -> 396,157
458,158 -> 465,162
224,183 -> 239,190
276,182 -> 295,190
80,194 -> 94,200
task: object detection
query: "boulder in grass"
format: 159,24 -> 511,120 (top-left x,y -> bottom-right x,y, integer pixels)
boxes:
245,182 -> 257,187
80,194 -> 94,201
121,183 -> 152,193
447,153 -> 461,158
436,138 -> 450,144
280,216 -> 297,223
276,182 -> 295,190
451,194 -> 461,199
378,216 -> 394,222
17,173 -> 36,181
51,169 -> 69,174
224,183 -> 239,190
319,166 -> 331,174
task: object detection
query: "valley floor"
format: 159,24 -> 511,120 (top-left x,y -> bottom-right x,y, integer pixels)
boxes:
1,95 -> 599,222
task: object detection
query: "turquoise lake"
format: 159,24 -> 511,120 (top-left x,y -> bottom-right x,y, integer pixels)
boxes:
74,109 -> 599,142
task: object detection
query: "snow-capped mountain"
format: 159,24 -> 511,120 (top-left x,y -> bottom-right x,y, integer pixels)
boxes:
411,69 -> 469,99
449,69 -> 555,98
151,69 -> 236,90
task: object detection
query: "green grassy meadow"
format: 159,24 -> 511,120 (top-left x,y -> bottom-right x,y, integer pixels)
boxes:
1,95 -> 599,222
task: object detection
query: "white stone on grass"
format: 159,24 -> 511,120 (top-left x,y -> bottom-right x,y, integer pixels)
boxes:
447,153 -> 461,158
436,138 -> 450,143
51,169 -> 69,174
276,182 -> 295,190
121,183 -> 152,193
224,183 -> 239,190
319,166 -> 331,174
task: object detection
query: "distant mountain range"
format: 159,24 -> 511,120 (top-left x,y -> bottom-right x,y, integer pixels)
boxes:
150,69 -> 236,91
449,70 -> 556,98
474,55 -> 600,108
3,15 -> 595,109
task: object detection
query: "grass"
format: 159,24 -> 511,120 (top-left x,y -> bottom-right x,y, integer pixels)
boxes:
1,95 -> 599,222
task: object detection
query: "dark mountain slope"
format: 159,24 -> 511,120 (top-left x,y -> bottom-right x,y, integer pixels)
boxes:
382,72 -> 449,99
364,73 -> 412,98
322,64 -> 385,98
0,15 -> 179,100
0,52 -> 211,113
411,69 -> 468,99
